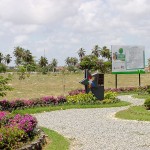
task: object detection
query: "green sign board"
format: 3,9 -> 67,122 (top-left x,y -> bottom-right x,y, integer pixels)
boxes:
111,45 -> 145,74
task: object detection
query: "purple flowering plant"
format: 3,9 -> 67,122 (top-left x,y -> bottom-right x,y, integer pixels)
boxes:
8,114 -> 37,134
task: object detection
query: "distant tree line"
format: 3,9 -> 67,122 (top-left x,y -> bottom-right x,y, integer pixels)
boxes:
0,44 -> 112,74
77,45 -> 111,73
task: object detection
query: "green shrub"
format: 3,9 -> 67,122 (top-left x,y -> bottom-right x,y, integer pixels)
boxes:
66,93 -> 97,104
101,99 -> 112,104
104,91 -> 117,100
144,98 -> 150,110
0,63 -> 6,73
147,88 -> 150,94
102,98 -> 120,104
0,126 -> 27,149
17,66 -> 26,80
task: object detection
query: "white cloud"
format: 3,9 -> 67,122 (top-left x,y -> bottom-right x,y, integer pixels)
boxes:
0,0 -> 150,66
14,35 -> 28,45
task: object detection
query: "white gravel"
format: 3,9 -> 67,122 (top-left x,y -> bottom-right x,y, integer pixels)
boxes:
35,95 -> 150,150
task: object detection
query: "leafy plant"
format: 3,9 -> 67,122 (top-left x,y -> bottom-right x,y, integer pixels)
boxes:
66,93 -> 97,104
17,66 -> 26,80
0,63 -> 6,73
8,114 -> 37,136
68,89 -> 85,96
104,91 -> 117,100
0,126 -> 27,149
0,76 -> 13,97
144,98 -> 150,110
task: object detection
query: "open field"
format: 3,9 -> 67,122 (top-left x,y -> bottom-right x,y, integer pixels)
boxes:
2,72 -> 150,100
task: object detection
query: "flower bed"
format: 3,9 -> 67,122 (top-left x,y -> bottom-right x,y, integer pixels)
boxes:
0,111 -> 38,149
0,86 -> 146,112
0,96 -> 66,111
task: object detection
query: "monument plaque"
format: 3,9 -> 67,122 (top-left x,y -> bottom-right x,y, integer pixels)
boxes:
80,69 -> 104,100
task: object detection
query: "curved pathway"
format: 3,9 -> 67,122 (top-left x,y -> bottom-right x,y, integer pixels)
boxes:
35,95 -> 150,150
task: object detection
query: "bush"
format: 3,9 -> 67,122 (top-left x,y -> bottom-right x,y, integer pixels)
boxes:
0,63 -> 6,73
0,112 -> 38,149
0,111 -> 10,127
0,95 -> 67,111
102,99 -> 113,104
0,100 -> 11,111
102,98 -> 120,104
66,93 -> 97,104
8,114 -> 37,136
68,89 -> 85,96
147,89 -> 150,94
104,91 -> 117,100
144,98 -> 150,110
0,126 -> 27,149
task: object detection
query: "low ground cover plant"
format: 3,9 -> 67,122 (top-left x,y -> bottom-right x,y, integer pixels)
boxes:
66,92 -> 97,104
103,91 -> 119,104
0,96 -> 66,111
0,111 -> 38,149
67,91 -> 119,104
144,98 -> 150,110
68,86 -> 147,96
0,88 -> 123,111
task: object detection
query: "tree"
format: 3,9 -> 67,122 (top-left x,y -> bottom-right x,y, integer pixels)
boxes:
80,55 -> 98,70
22,50 -> 33,65
14,47 -> 24,58
0,52 -> 4,63
0,75 -> 13,97
65,57 -> 71,66
71,57 -> 78,66
65,57 -> 78,66
39,56 -> 48,67
100,46 -> 111,60
91,45 -> 101,57
14,47 -> 24,65
0,63 -> 7,73
17,66 -> 26,80
50,58 -> 58,72
4,54 -> 12,66
96,59 -> 111,73
78,48 -> 86,61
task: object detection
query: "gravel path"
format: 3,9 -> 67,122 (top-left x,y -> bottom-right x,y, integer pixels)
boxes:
35,95 -> 150,150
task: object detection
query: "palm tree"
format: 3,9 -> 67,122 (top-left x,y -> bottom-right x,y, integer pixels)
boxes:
65,57 -> 71,66
100,46 -> 111,60
71,57 -> 78,66
0,52 -> 4,63
4,54 -> 12,65
39,56 -> 48,67
78,48 -> 85,61
13,46 -> 24,65
22,50 -> 33,64
91,45 -> 101,57
14,46 -> 24,58
51,58 -> 58,72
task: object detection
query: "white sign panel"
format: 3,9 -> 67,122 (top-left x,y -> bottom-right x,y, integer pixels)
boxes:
111,45 -> 145,73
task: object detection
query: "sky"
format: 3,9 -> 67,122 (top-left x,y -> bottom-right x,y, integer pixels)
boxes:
0,0 -> 150,66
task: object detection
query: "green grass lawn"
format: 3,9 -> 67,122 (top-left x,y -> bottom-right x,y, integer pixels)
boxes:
132,94 -> 150,99
116,94 -> 150,121
1,72 -> 150,149
12,101 -> 130,115
115,106 -> 150,121
41,127 -> 69,150
2,73 -> 150,100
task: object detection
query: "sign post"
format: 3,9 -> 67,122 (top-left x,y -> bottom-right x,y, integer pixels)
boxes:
111,45 -> 145,88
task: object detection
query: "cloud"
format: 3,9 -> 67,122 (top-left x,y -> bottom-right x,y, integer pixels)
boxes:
14,35 -> 28,45
0,0 -> 150,66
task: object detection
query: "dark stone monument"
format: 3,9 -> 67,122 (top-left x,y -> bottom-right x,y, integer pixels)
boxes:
80,69 -> 104,100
